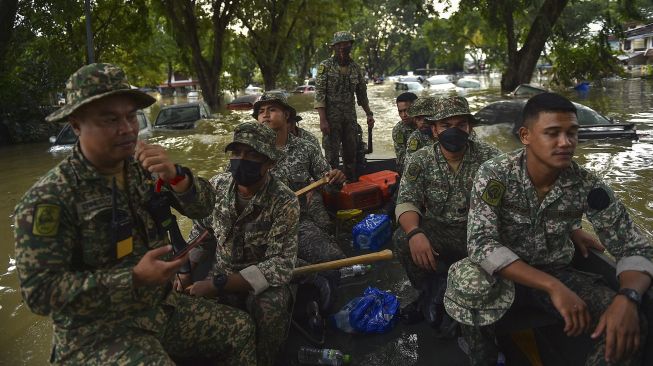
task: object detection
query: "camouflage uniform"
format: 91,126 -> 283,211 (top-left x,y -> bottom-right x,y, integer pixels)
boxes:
394,140 -> 501,288
404,129 -> 435,160
190,122 -> 300,366
315,31 -> 370,178
392,120 -> 416,174
296,126 -> 321,153
404,96 -> 439,159
14,63 -> 256,365
457,148 -> 653,366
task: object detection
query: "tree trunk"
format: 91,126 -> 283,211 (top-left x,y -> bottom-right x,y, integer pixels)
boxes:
500,0 -> 569,92
0,0 -> 19,72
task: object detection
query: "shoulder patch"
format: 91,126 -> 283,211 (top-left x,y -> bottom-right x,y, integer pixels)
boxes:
408,138 -> 418,152
33,204 -> 61,236
587,187 -> 610,211
318,64 -> 325,75
405,162 -> 421,181
481,179 -> 505,207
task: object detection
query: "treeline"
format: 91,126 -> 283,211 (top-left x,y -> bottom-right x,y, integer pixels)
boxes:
1,0 -> 652,116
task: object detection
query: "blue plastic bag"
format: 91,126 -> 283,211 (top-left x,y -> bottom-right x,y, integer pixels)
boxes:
331,287 -> 399,334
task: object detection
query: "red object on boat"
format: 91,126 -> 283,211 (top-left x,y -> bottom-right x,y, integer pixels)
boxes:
358,170 -> 399,201
323,181 -> 383,211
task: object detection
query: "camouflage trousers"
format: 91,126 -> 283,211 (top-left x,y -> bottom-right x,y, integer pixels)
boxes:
297,218 -> 345,265
393,221 -> 468,289
460,267 -> 648,366
55,293 -> 256,365
322,104 -> 359,179
220,286 -> 292,366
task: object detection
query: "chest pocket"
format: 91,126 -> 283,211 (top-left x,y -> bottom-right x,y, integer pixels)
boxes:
501,202 -> 532,232
81,207 -> 130,266
424,183 -> 448,217
543,209 -> 582,238
242,220 -> 273,261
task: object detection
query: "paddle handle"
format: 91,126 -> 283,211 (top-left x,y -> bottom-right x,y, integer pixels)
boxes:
292,249 -> 393,276
295,176 -> 329,197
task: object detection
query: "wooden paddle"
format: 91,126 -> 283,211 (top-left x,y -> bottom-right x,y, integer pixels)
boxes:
292,249 -> 393,276
294,176 -> 329,197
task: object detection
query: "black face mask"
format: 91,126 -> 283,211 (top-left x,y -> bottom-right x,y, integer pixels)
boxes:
229,158 -> 263,187
438,127 -> 469,153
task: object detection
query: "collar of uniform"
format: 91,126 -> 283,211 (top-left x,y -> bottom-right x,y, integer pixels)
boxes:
433,141 -> 477,164
516,148 -> 582,189
228,173 -> 274,209
69,143 -> 111,183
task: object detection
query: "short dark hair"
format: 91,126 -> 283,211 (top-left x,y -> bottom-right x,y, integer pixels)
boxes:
396,92 -> 418,103
522,92 -> 577,127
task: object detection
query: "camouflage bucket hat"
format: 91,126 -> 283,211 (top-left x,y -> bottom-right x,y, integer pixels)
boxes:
251,91 -> 296,119
407,96 -> 438,118
443,258 -> 515,326
46,63 -> 156,122
225,122 -> 281,161
331,31 -> 355,46
425,96 -> 477,124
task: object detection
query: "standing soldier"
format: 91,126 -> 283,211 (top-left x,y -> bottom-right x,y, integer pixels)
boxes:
447,93 -> 653,365
315,31 -> 375,180
392,92 -> 418,174
404,96 -> 439,159
184,122 -> 300,366
14,63 -> 255,365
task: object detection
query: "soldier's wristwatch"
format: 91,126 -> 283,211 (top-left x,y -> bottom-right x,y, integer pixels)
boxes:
616,288 -> 642,306
212,273 -> 229,294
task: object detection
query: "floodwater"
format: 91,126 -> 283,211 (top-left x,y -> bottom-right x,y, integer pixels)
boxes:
0,77 -> 652,365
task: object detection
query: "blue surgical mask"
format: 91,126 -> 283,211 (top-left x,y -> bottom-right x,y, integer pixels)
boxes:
228,158 -> 263,186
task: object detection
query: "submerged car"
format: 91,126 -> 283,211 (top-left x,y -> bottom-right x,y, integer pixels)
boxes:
475,99 -> 638,140
153,101 -> 211,130
49,110 -> 151,152
394,81 -> 424,92
293,85 -> 315,93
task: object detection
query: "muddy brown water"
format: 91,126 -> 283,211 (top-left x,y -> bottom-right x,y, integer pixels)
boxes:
0,78 -> 651,364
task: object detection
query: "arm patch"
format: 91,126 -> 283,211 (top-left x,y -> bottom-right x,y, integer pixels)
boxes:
481,179 -> 505,207
32,204 -> 61,236
405,162 -> 421,182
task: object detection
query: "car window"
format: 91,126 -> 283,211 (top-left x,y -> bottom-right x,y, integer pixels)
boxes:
155,106 -> 201,126
137,112 -> 148,130
55,124 -> 78,145
575,105 -> 609,125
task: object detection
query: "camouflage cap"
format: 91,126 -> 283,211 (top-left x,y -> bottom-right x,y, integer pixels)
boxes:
251,91 -> 296,119
424,96 -> 476,124
407,96 -> 438,118
224,121 -> 281,161
443,258 -> 515,326
46,63 -> 156,122
331,31 -> 355,45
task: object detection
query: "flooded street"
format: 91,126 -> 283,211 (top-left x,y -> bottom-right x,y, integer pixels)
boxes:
1,78 -> 652,364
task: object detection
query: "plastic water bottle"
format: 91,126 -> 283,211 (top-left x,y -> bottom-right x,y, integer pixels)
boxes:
339,264 -> 372,278
330,300 -> 357,333
297,347 -> 351,365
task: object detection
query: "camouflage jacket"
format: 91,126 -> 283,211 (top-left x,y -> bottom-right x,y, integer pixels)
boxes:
392,120 -> 416,174
272,133 -> 330,192
405,129 -> 435,159
468,148 -> 653,278
396,141 -> 501,228
13,145 -> 214,353
297,127 -> 322,153
192,173 -> 299,294
314,57 -> 369,109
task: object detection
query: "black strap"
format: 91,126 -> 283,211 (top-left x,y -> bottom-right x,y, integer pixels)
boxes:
406,227 -> 425,240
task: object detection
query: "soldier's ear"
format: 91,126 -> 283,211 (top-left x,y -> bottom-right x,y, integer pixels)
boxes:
68,116 -> 82,137
518,126 -> 530,145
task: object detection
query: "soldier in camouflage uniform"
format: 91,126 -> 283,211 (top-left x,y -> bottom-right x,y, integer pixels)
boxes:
14,63 -> 255,365
183,121 -> 300,366
253,91 -> 346,264
289,113 -> 322,154
394,96 -> 502,330
315,31 -> 375,180
449,93 -> 653,366
404,96 -> 439,159
392,92 -> 418,174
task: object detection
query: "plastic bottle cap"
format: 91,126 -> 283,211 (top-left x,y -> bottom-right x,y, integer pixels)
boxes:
343,354 -> 352,363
